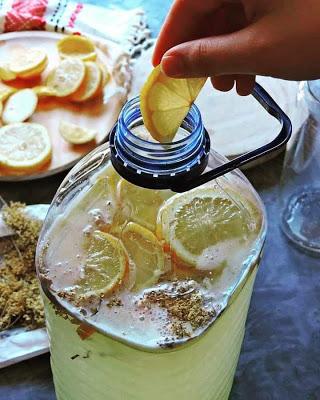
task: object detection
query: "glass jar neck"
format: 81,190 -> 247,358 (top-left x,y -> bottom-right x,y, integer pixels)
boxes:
109,96 -> 210,189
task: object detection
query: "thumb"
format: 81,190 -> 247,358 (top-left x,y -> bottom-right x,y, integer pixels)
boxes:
160,24 -> 263,78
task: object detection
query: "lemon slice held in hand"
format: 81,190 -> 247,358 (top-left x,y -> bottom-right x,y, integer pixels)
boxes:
121,222 -> 165,291
77,230 -> 128,298
140,65 -> 206,143
0,123 -> 51,171
57,35 -> 97,61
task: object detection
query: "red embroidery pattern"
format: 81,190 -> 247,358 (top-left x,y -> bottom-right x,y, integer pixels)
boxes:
68,2 -> 83,28
4,0 -> 48,32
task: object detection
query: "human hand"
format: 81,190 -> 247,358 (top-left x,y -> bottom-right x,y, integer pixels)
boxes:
153,0 -> 320,95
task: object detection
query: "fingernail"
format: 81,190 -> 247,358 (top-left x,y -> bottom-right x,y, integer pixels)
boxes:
161,55 -> 184,77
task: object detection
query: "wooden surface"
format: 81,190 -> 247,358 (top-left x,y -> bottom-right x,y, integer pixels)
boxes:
1,1 -> 320,400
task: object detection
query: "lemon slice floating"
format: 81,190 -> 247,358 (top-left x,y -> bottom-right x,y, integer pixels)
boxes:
59,121 -> 96,144
2,89 -> 38,124
71,61 -> 102,102
0,123 -> 51,171
9,47 -> 47,78
117,178 -> 172,232
47,58 -> 85,97
57,35 -> 97,61
157,187 -> 255,270
122,222 -> 165,290
140,65 -> 206,142
77,230 -> 127,298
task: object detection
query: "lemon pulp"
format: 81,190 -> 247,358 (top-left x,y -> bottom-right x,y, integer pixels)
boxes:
140,65 -> 206,142
76,230 -> 127,298
121,222 -> 165,290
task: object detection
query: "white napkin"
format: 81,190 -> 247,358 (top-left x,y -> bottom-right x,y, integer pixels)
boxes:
0,0 -> 151,55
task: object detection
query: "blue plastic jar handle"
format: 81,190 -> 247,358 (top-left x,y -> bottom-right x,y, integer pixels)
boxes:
171,83 -> 292,192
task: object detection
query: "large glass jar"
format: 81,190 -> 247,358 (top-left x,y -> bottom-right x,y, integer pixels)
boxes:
36,98 -> 266,400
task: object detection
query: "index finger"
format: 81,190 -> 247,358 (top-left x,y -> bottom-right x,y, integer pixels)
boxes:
152,0 -> 224,66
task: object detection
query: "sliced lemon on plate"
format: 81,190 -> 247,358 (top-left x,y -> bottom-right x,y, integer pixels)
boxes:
33,86 -> 57,97
0,82 -> 16,102
140,65 -> 206,143
157,187 -> 256,270
71,61 -> 102,102
19,58 -> 48,79
0,123 -> 51,171
76,230 -> 127,298
57,35 -> 97,61
0,63 -> 16,81
46,58 -> 85,97
16,56 -> 48,79
59,120 -> 96,144
117,178 -> 173,232
9,47 -> 47,78
2,89 -> 38,124
121,222 -> 165,290
97,61 -> 110,87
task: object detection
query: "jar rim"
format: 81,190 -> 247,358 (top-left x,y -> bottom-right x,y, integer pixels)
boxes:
119,95 -> 203,149
110,96 -> 210,189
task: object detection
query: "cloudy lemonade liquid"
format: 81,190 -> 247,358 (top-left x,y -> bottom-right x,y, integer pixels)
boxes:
37,152 -> 265,400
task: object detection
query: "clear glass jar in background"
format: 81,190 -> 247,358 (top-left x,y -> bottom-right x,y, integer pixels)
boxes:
280,81 -> 320,256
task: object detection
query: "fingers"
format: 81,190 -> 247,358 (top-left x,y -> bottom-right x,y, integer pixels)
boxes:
160,22 -> 262,78
152,0 -> 223,66
211,76 -> 235,92
235,75 -> 256,95
211,75 -> 256,95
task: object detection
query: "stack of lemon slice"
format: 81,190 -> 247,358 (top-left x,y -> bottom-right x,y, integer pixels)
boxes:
0,35 -> 112,172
